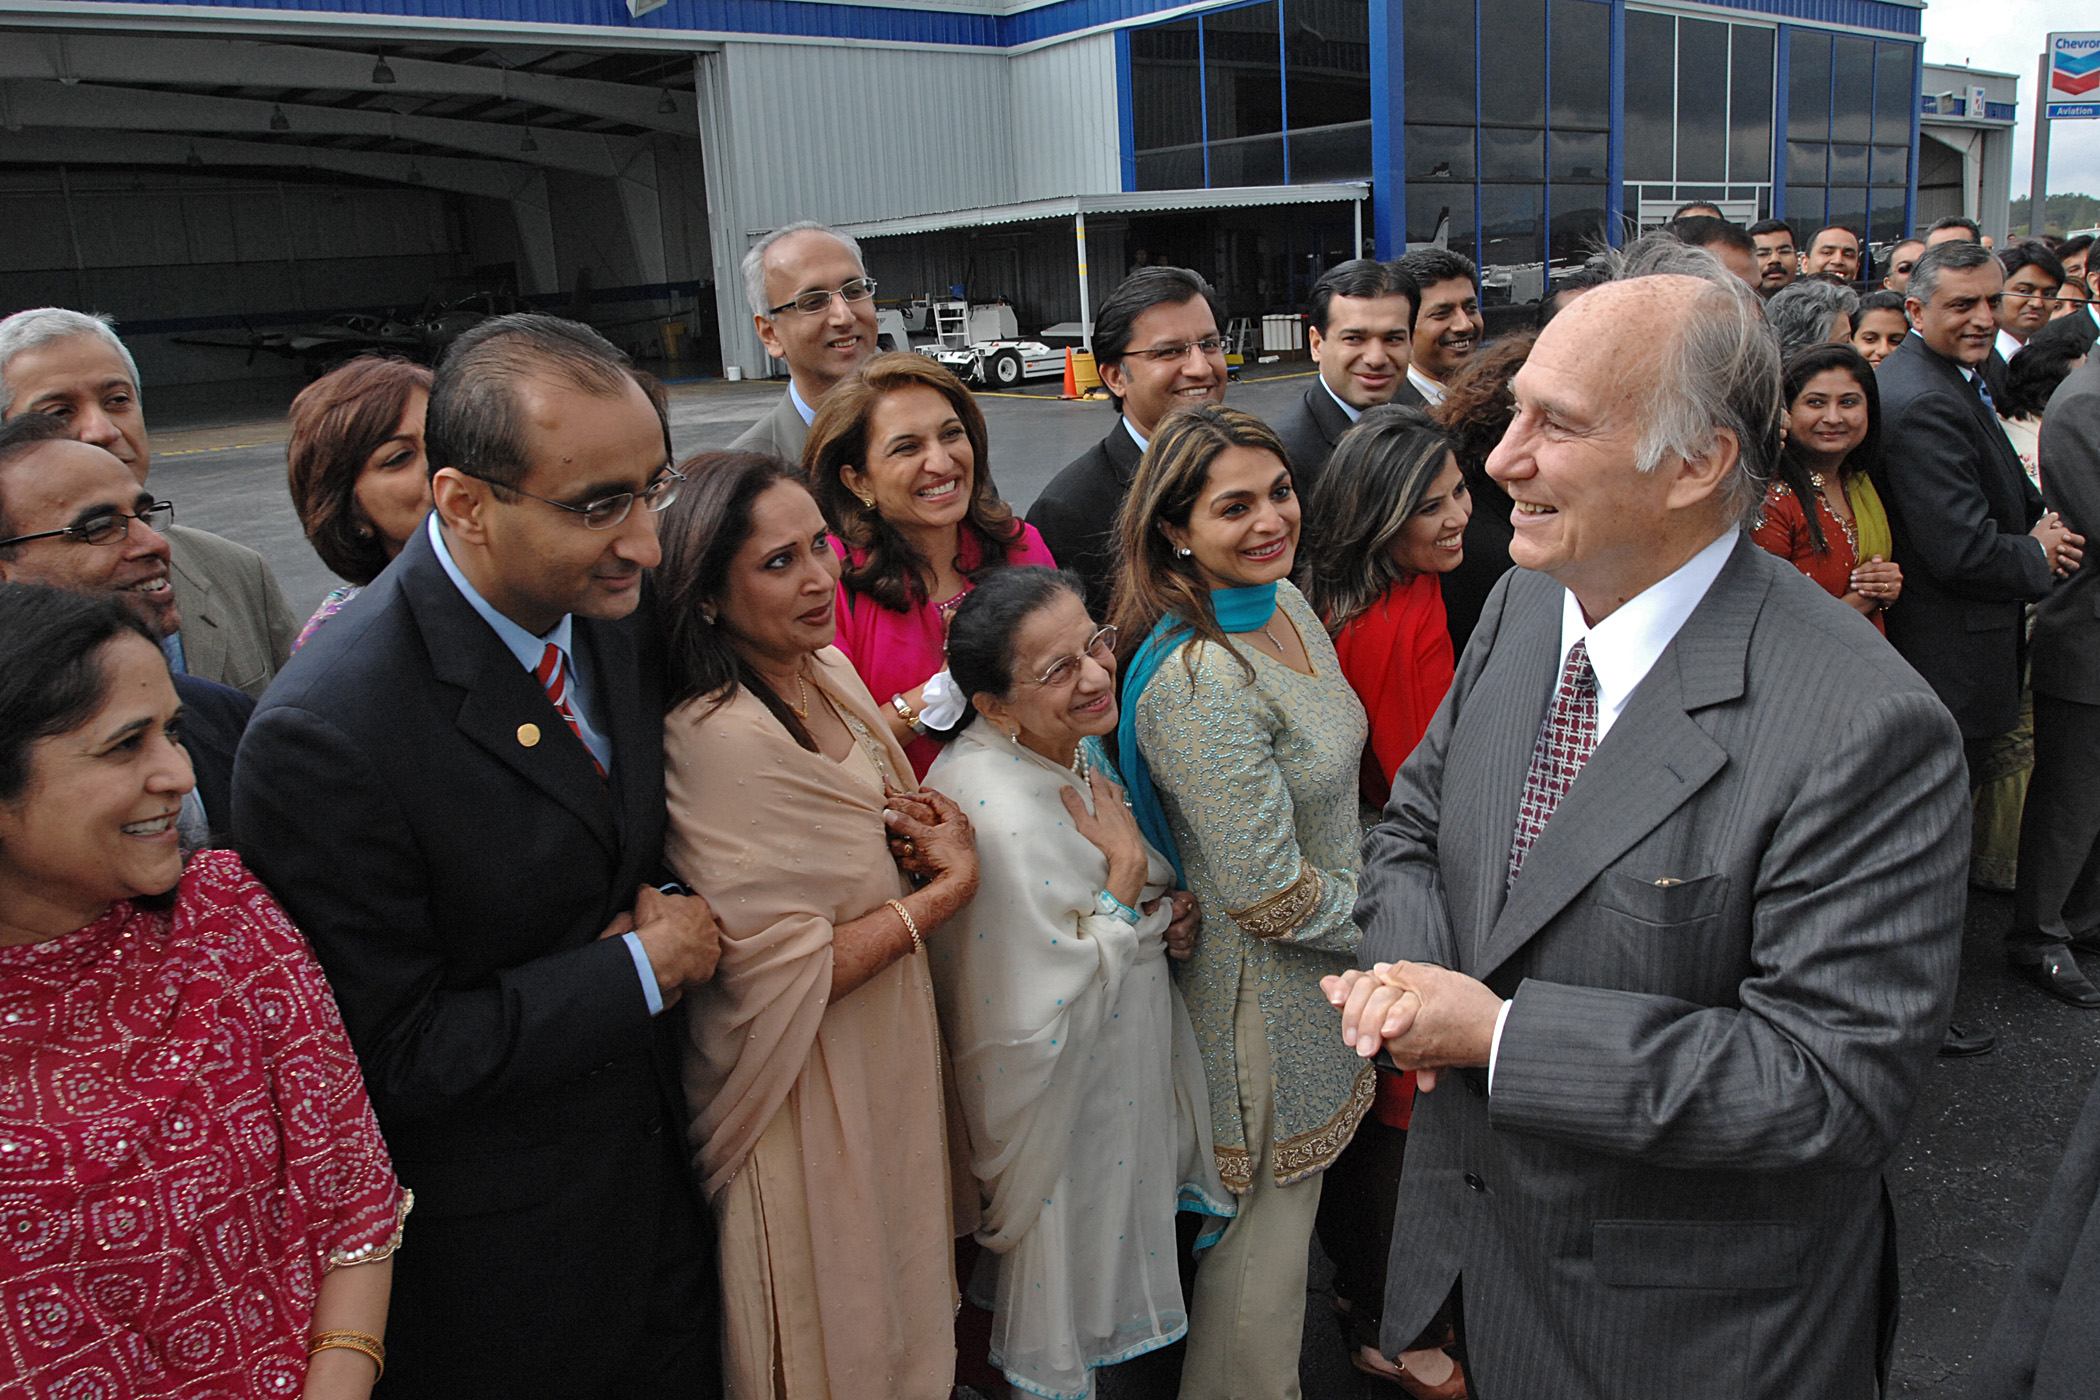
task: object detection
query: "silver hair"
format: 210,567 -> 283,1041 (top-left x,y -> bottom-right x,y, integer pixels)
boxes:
1765,279 -> 1860,360
1596,236 -> 1783,523
740,221 -> 866,319
1906,237 -> 1997,310
0,308 -> 142,416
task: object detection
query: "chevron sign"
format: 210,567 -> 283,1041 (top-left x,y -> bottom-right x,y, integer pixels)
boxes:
2046,32 -> 2100,119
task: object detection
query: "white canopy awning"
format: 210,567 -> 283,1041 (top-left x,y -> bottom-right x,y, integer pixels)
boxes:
787,182 -> 1370,243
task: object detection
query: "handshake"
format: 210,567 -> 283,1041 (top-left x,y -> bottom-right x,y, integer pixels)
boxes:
1319,961 -> 1506,1093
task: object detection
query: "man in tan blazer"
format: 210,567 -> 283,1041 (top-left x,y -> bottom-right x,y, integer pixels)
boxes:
0,308 -> 295,697
728,221 -> 878,462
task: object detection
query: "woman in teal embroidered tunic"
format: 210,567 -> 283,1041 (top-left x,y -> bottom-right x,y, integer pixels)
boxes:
1110,405 -> 1374,1396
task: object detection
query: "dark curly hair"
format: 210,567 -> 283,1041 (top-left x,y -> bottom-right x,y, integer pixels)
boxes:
1433,330 -> 1533,529
286,355 -> 432,586
802,352 -> 1022,614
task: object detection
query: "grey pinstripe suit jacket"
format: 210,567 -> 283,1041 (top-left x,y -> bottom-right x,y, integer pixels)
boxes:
1356,532 -> 1969,1400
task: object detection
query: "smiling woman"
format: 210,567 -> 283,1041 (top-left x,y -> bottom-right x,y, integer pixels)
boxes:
0,582 -> 408,1400
804,353 -> 1057,776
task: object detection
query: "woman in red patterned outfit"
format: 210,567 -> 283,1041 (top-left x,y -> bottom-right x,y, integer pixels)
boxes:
1752,344 -> 1903,633
0,584 -> 408,1400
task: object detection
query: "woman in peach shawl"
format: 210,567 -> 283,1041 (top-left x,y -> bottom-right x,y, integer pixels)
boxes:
653,453 -> 982,1400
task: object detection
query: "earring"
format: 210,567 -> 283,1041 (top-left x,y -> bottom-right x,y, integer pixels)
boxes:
700,608 -> 716,624
857,492 -> 876,509
1177,547 -> 1192,558
1007,725 -> 1020,742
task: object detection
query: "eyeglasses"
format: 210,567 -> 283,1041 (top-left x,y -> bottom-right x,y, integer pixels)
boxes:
462,464 -> 685,530
767,277 -> 878,317
0,501 -> 173,550
1129,336 -> 1227,364
1028,625 -> 1118,689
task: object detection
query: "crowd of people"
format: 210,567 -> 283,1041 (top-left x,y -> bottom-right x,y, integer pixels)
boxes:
0,201 -> 2095,1400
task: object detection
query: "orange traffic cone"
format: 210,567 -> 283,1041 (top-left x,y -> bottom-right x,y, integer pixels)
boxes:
1061,347 -> 1078,400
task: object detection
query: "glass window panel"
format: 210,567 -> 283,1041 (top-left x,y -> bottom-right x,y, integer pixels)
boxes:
1825,185 -> 1868,239
1136,147 -> 1205,191
1408,185 -> 1477,260
1405,0 -> 1476,124
1550,130 -> 1609,181
1871,144 -> 1909,188
1788,28 -> 1831,142
1551,0 -> 1610,130
1675,18 -> 1729,182
1482,127 -> 1546,180
1787,141 -> 1829,185
1206,3 -> 1283,142
1480,0 -> 1545,127
1677,185 -> 1725,200
1869,189 -> 1907,245
1873,42 -> 1914,146
1406,123 -> 1477,181
1208,133 -> 1286,187
1624,10 -> 1676,181
1289,121 -> 1373,182
1784,192 -> 1826,244
1550,185 -> 1608,263
1830,36 -> 1873,143
1729,26 -> 1774,183
1828,143 -> 1869,184
1132,18 -> 1204,153
1284,0 -> 1371,130
1482,184 -> 1543,268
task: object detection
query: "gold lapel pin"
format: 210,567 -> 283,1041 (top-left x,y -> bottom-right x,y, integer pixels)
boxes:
517,723 -> 541,747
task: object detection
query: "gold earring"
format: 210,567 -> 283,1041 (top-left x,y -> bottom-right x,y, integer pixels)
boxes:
856,492 -> 875,508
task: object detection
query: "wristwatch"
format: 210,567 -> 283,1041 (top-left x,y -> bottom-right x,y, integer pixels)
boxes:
1095,890 -> 1141,925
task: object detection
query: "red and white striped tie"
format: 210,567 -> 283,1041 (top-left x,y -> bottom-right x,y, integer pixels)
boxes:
535,642 -> 605,777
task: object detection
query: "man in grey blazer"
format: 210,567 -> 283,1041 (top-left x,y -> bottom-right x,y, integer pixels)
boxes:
0,307 -> 296,697
728,221 -> 878,462
1329,266 -> 1969,1399
2013,352 -> 2100,990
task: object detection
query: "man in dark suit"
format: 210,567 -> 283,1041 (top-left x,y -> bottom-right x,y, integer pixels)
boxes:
0,416 -> 251,846
1267,259 -> 1421,502
234,314 -> 724,1398
2012,350 -> 2100,996
1876,238 -> 2087,1011
1026,266 -> 1226,615
728,221 -> 877,462
1330,268 -> 1969,1399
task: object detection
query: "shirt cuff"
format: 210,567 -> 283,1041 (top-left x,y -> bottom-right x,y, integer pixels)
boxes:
1486,998 -> 1514,1093
622,931 -> 665,1016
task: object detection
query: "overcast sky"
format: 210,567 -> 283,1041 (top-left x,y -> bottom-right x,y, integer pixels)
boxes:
1920,0 -> 2100,210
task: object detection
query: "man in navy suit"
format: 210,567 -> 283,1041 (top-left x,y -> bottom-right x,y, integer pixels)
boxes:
1876,239 -> 2088,1015
235,314 -> 723,1397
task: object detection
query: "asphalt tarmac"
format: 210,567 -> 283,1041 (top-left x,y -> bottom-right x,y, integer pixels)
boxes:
147,368 -> 2097,1400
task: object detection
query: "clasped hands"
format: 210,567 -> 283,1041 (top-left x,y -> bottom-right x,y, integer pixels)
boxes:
1319,962 -> 1506,1093
599,884 -> 723,1009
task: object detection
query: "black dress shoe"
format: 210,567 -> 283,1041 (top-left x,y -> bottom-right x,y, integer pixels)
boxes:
2016,949 -> 2100,1008
1939,1023 -> 1997,1057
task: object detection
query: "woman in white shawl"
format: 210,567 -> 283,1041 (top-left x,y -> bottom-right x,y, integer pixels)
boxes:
923,566 -> 1230,1399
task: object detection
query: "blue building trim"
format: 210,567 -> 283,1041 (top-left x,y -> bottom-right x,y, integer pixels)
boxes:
1906,39 -> 1922,236
77,0 -> 1924,49
1115,26 -> 1137,192
1606,0 -> 1626,243
1771,22 -> 1790,222
1368,0 -> 1404,256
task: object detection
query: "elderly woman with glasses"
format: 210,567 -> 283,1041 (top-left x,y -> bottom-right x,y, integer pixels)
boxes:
920,566 -> 1223,1400
0,583 -> 409,1399
805,352 -> 1057,777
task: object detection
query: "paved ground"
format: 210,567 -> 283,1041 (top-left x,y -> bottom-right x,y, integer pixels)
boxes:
148,369 -> 2098,1400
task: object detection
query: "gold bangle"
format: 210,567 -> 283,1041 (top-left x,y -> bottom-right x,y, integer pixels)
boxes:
890,692 -> 920,729
309,1329 -> 385,1381
886,898 -> 923,954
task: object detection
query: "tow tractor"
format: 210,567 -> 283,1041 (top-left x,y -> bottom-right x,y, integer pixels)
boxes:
877,298 -> 1068,387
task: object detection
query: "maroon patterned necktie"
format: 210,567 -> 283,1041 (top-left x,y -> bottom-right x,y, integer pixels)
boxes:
1507,639 -> 1599,888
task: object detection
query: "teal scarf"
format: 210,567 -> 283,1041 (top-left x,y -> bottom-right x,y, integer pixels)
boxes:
1116,582 -> 1279,883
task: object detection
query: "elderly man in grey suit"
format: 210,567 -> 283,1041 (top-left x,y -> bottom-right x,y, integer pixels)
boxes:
0,307 -> 295,697
1327,260 -> 1969,1399
729,221 -> 879,461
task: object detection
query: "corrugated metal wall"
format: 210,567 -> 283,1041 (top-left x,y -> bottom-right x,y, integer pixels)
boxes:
1009,33 -> 1123,202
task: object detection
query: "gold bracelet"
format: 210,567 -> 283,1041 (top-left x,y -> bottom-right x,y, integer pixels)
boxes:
890,692 -> 921,729
309,1329 -> 385,1381
886,898 -> 923,954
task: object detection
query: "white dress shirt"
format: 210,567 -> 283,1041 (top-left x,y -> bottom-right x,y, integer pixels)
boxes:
1406,363 -> 1448,407
1321,375 -> 1365,423
1994,327 -> 2025,367
1486,528 -> 1740,1086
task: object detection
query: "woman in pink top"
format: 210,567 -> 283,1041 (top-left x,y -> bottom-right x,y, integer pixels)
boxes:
805,353 -> 1057,776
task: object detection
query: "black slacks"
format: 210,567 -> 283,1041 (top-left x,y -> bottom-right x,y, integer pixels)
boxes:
2011,692 -> 2100,960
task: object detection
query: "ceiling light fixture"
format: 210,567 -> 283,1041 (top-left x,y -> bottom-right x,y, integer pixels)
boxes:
372,54 -> 397,84
269,105 -> 290,131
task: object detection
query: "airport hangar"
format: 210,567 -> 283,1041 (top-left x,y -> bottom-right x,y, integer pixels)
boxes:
0,0 -> 1938,394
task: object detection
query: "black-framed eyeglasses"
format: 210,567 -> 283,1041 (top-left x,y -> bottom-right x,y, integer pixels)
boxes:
1130,336 -> 1227,364
461,464 -> 685,530
1028,625 -> 1118,689
0,501 -> 173,550
767,277 -> 878,317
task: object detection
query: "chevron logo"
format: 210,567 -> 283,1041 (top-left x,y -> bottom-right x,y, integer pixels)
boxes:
2061,69 -> 2100,97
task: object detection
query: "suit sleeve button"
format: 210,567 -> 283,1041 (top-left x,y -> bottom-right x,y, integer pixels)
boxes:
1464,1172 -> 1486,1192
